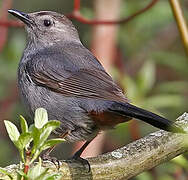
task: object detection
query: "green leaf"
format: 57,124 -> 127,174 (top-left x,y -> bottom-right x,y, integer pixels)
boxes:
18,132 -> 32,150
0,168 -> 13,179
30,149 -> 41,165
20,115 -> 28,133
136,171 -> 153,180
34,108 -> 48,129
13,141 -> 23,153
28,158 -> 46,179
32,127 -> 52,154
38,127 -> 53,149
31,127 -> 41,154
36,168 -> 49,180
137,60 -> 155,95
44,173 -> 62,180
41,138 -> 65,151
17,170 -> 28,180
28,124 -> 34,132
172,155 -> 188,169
42,120 -> 61,132
4,120 -> 20,142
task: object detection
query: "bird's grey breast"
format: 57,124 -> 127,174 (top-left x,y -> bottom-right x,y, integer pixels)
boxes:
18,57 -> 49,118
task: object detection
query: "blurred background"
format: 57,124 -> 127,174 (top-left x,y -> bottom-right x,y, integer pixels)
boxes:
0,0 -> 188,179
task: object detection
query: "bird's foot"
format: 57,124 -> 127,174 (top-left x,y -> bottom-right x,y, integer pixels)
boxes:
42,153 -> 61,169
70,154 -> 90,172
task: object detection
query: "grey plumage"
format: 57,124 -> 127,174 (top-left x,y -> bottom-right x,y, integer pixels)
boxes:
8,10 -> 184,147
15,11 -> 126,142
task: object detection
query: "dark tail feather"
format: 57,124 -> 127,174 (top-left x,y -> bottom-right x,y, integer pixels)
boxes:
110,102 -> 185,133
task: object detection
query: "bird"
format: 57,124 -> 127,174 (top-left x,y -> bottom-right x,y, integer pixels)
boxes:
8,9 -> 184,161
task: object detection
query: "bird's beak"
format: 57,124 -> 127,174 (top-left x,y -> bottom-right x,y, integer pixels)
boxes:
8,9 -> 33,25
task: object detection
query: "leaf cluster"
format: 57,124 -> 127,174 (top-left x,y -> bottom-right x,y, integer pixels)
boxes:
3,108 -> 64,180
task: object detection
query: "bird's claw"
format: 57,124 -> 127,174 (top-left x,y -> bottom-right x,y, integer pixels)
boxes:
70,155 -> 91,172
42,153 -> 61,169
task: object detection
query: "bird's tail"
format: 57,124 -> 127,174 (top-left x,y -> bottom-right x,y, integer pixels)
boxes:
109,102 -> 185,133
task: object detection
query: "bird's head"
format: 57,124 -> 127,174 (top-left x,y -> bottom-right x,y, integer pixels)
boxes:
8,9 -> 80,46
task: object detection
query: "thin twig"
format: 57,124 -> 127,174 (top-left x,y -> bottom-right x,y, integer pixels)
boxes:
0,0 -> 159,27
67,0 -> 159,25
169,0 -> 188,56
73,0 -> 80,12
0,20 -> 23,27
0,0 -> 12,51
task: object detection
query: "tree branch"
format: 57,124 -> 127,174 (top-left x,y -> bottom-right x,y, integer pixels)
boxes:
0,20 -> 23,27
1,113 -> 188,179
2,0 -> 159,28
67,0 -> 159,25
169,0 -> 188,57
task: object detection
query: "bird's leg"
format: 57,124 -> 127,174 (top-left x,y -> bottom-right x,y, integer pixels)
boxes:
42,131 -> 69,168
72,140 -> 92,159
71,140 -> 93,171
42,145 -> 57,161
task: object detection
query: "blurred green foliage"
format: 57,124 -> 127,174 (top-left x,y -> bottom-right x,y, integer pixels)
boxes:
0,0 -> 188,179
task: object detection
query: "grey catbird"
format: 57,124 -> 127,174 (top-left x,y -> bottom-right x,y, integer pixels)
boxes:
8,9 -> 184,160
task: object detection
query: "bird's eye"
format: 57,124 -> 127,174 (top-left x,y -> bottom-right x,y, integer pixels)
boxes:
43,19 -> 52,27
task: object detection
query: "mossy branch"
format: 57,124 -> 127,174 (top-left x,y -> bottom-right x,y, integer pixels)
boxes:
1,113 -> 188,180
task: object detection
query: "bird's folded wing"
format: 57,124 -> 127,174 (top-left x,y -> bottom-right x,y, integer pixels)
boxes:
30,68 -> 128,103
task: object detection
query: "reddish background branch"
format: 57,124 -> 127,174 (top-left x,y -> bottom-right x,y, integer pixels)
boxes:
0,0 -> 13,51
67,0 -> 159,25
0,0 -> 159,28
0,0 -> 159,52
0,20 -> 23,27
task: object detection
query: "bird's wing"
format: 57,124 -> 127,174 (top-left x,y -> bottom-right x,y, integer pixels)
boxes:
25,44 -> 128,103
30,68 -> 128,103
